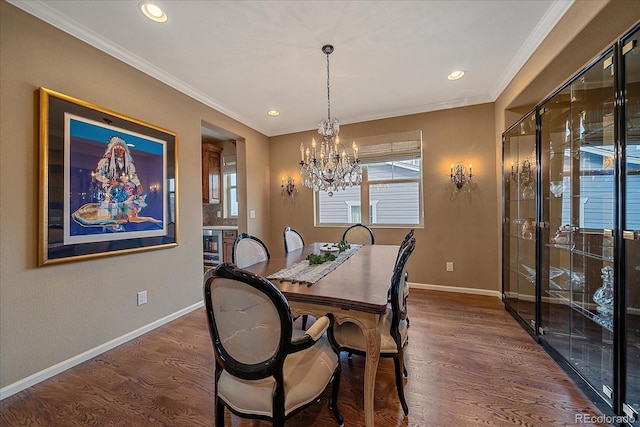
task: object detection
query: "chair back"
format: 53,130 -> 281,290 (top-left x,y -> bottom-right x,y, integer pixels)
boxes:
203,264 -> 291,380
389,238 -> 416,342
342,223 -> 375,245
395,229 -> 414,264
283,226 -> 304,253
233,233 -> 270,268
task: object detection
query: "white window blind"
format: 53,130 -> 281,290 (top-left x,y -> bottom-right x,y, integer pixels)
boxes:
222,154 -> 236,174
353,130 -> 422,164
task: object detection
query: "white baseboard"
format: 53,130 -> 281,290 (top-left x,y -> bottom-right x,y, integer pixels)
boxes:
409,282 -> 502,299
0,301 -> 204,400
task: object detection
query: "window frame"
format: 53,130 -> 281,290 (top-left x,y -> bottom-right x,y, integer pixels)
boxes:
224,171 -> 238,218
314,130 -> 424,228
345,200 -> 378,224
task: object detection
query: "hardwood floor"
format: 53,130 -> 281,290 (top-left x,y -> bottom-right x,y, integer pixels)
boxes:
0,289 -> 612,426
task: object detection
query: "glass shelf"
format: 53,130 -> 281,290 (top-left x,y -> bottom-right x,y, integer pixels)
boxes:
546,290 -> 613,332
544,243 -> 614,263
507,234 -> 537,241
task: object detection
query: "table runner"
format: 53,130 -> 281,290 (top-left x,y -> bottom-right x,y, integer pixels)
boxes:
267,245 -> 361,285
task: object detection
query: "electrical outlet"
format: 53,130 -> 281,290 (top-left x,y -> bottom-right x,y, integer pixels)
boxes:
137,290 -> 147,306
446,262 -> 454,272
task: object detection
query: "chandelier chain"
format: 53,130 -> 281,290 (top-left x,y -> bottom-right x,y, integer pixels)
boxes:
326,49 -> 331,121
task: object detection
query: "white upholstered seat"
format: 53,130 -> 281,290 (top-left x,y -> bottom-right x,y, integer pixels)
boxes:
283,226 -> 309,329
233,233 -> 270,268
203,264 -> 344,426
218,329 -> 338,417
283,226 -> 304,253
333,309 -> 408,354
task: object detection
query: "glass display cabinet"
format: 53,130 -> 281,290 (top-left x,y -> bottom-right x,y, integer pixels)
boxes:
503,111 -> 537,332
538,46 -> 616,407
622,26 -> 640,422
502,24 -> 640,424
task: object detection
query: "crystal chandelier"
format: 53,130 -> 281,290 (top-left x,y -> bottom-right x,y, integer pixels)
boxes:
299,45 -> 361,197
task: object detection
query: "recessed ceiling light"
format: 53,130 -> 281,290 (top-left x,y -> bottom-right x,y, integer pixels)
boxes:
267,110 -> 280,117
140,2 -> 167,23
448,70 -> 465,80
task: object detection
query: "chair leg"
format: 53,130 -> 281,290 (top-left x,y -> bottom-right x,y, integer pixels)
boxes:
215,397 -> 225,427
273,383 -> 286,427
330,366 -> 344,426
301,314 -> 308,330
393,355 -> 409,416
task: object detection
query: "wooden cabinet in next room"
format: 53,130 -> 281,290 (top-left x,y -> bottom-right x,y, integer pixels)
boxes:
202,143 -> 222,204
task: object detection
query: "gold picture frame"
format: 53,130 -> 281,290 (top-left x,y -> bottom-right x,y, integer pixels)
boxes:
38,88 -> 178,265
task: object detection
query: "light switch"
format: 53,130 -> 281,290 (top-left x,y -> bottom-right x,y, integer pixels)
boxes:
250,210 -> 256,219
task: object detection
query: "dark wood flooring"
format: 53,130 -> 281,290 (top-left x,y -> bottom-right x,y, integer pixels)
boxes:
0,289 -> 613,426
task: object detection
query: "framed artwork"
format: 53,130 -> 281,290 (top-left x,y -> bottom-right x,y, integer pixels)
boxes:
38,87 -> 178,265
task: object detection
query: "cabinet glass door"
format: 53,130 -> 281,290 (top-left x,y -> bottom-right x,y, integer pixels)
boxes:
503,112 -> 537,329
623,28 -> 640,422
541,49 -> 616,405
503,129 -> 517,313
540,85 -> 573,355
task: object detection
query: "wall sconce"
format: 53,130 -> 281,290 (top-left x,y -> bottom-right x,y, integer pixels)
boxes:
450,162 -> 473,189
449,162 -> 474,200
149,184 -> 159,195
281,176 -> 297,199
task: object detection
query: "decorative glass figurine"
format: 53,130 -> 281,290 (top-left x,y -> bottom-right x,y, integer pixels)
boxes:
593,265 -> 614,330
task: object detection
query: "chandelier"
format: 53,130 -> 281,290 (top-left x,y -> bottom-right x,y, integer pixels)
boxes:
299,45 -> 361,197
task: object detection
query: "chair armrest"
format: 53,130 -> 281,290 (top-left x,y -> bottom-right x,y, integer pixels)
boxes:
304,315 -> 330,340
289,315 -> 330,353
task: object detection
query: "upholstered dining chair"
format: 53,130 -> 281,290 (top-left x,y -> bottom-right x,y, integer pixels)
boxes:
396,229 -> 414,326
333,237 -> 416,416
203,264 -> 344,426
283,226 -> 309,329
232,233 -> 270,268
341,223 -> 375,245
283,226 -> 304,253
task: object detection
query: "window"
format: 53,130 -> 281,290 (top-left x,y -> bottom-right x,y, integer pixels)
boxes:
345,200 -> 377,223
315,130 -> 423,227
223,155 -> 238,218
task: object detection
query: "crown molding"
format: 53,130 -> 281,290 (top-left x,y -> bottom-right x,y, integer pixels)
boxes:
489,0 -> 574,101
7,0 -> 269,136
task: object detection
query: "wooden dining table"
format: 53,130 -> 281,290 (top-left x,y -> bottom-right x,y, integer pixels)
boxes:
244,242 -> 399,427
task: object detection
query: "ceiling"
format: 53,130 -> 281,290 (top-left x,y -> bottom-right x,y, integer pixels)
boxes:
11,0 -> 573,137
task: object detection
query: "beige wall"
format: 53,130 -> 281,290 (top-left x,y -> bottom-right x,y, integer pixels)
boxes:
0,2 -> 269,389
269,103 -> 499,290
2,0 -> 639,398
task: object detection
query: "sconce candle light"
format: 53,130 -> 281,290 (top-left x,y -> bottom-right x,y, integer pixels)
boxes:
281,176 -> 297,199
450,162 -> 473,189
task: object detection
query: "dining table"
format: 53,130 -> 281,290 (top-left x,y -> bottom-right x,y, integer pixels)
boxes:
243,242 -> 399,427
